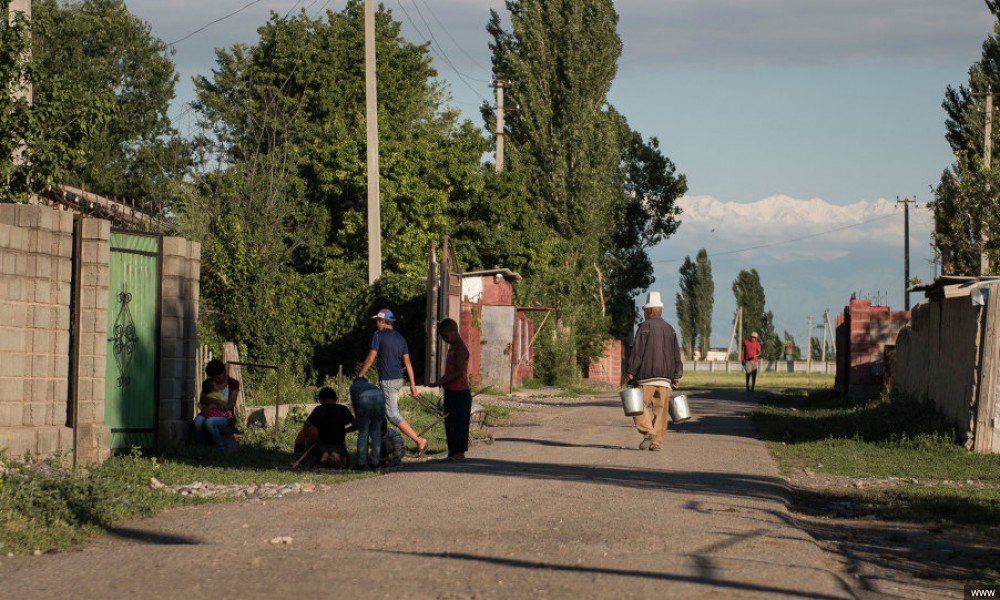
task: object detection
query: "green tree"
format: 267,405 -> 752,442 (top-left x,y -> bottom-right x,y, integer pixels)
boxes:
693,249 -> 714,358
0,0 -> 188,203
732,269 -> 780,360
184,2 -> 488,376
931,1 -> 1000,274
675,256 -> 697,359
487,1 -> 684,376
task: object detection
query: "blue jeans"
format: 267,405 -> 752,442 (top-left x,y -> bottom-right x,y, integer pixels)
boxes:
193,415 -> 232,449
354,390 -> 386,467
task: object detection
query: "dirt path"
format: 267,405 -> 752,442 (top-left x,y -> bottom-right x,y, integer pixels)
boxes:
0,389 -> 970,599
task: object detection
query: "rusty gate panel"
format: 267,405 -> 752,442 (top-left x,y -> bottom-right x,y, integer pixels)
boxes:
481,305 -> 515,394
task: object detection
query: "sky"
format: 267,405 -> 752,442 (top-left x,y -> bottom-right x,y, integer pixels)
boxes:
126,0 -> 996,347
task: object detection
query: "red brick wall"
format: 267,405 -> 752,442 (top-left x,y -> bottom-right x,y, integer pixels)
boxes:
838,299 -> 910,392
512,311 -> 534,385
587,339 -> 624,384
479,277 -> 513,305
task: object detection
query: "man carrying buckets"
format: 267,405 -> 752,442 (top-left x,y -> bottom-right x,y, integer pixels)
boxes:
624,291 -> 684,452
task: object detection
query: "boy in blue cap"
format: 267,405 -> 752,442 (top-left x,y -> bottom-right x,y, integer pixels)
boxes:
357,308 -> 428,456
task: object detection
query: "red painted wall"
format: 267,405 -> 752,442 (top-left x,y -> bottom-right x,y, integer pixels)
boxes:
586,339 -> 624,384
836,298 -> 910,393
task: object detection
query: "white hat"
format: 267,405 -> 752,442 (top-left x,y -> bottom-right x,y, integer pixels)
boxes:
643,291 -> 663,309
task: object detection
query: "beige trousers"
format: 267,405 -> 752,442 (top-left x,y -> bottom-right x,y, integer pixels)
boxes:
632,384 -> 670,447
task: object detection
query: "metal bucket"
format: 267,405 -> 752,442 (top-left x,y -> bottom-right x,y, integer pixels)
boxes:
620,387 -> 645,416
669,394 -> 691,422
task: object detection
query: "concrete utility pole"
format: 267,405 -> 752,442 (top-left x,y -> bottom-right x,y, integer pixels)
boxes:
821,310 -> 829,366
364,0 -> 381,285
984,89 -> 993,276
8,0 -> 32,168
897,197 -> 914,310
806,316 -> 813,373
490,80 -> 509,172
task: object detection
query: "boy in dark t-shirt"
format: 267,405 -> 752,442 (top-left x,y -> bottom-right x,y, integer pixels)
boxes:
306,387 -> 355,468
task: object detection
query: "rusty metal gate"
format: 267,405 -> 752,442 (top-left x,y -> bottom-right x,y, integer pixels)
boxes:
480,305 -> 515,394
104,232 -> 161,449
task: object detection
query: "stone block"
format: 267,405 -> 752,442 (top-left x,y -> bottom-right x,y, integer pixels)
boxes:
0,328 -> 25,353
24,229 -> 38,253
0,427 -> 38,458
57,211 -> 74,234
162,236 -> 185,257
9,227 -> 25,252
81,308 -> 99,333
24,403 -> 46,426
32,305 -> 52,329
162,297 -> 185,319
36,427 -> 58,455
81,218 -> 110,241
0,204 -> 17,226
1,252 -> 14,277
80,355 -> 95,379
56,280 -> 71,306
16,205 -> 41,228
58,426 -> 74,450
76,400 -> 96,424
160,334 -> 181,359
7,277 -> 23,303
2,403 -> 23,427
160,318 -> 181,339
35,254 -> 53,279
31,354 -> 53,378
159,378 -> 183,400
158,420 -> 190,447
160,275 -> 182,299
58,233 -> 74,258
0,352 -> 25,378
54,354 -> 69,378
36,230 -> 54,255
0,224 -> 9,248
0,377 -> 24,402
56,258 -> 72,283
33,329 -> 54,356
37,206 -> 55,231
55,307 -> 70,332
14,252 -> 27,276
76,378 -> 94,402
163,255 -> 184,278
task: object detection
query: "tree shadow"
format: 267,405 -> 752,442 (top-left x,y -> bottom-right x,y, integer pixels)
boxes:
375,549 -> 851,600
105,526 -> 202,546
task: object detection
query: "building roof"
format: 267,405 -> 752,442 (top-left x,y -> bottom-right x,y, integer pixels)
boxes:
463,268 -> 522,282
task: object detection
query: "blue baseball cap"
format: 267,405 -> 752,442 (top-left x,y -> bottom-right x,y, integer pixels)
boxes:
370,308 -> 395,322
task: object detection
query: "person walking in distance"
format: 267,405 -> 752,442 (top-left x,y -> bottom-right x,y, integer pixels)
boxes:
742,331 -> 762,392
624,291 -> 683,452
358,308 -> 429,456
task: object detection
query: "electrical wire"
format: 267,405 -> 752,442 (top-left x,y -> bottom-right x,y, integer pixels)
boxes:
415,0 -> 491,74
394,0 -> 490,103
167,0 -> 264,47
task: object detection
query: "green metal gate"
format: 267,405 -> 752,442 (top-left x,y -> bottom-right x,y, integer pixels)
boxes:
104,232 -> 161,449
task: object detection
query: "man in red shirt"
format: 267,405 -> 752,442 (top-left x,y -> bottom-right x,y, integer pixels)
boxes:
742,332 -> 762,391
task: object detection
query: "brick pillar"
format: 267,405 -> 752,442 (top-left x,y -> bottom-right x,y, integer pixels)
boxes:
72,217 -> 112,465
158,236 -> 201,446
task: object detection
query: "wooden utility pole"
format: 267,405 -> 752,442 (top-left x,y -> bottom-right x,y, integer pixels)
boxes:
897,197 -> 914,310
364,0 -> 381,285
491,80 -> 508,172
985,89 -> 993,276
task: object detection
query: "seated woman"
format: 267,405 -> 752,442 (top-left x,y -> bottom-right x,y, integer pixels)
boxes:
193,378 -> 234,449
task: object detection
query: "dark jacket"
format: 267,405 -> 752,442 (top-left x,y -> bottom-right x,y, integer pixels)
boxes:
626,317 -> 683,382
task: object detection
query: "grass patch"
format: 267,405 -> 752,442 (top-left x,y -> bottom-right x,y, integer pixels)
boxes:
753,389 -> 1000,527
683,370 -> 834,391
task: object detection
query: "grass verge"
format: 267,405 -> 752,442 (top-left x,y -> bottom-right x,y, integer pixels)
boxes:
683,370 -> 835,391
752,388 -> 1000,529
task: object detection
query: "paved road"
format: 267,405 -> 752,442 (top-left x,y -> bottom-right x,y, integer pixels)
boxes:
2,390 -> 861,599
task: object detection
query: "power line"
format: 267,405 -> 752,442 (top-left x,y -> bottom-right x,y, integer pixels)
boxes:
652,210 -> 900,265
167,0 -> 264,47
394,0 -> 490,102
415,0 -> 490,73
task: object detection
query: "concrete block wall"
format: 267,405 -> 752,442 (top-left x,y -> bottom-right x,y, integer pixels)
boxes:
0,204 -> 76,459
158,236 -> 201,446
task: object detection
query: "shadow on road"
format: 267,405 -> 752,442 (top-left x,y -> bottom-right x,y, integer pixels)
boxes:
105,526 -> 202,546
376,549 -> 851,600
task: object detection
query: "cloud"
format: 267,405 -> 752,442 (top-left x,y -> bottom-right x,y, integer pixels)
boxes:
648,194 -> 935,345
617,0 -> 994,68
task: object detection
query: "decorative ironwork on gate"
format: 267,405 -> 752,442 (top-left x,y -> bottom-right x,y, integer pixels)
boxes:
109,284 -> 139,388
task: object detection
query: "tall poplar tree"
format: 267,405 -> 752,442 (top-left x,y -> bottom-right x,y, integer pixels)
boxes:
676,256 -> 697,359
732,268 -> 780,359
931,0 -> 1000,274
487,0 -> 624,370
693,249 -> 714,358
